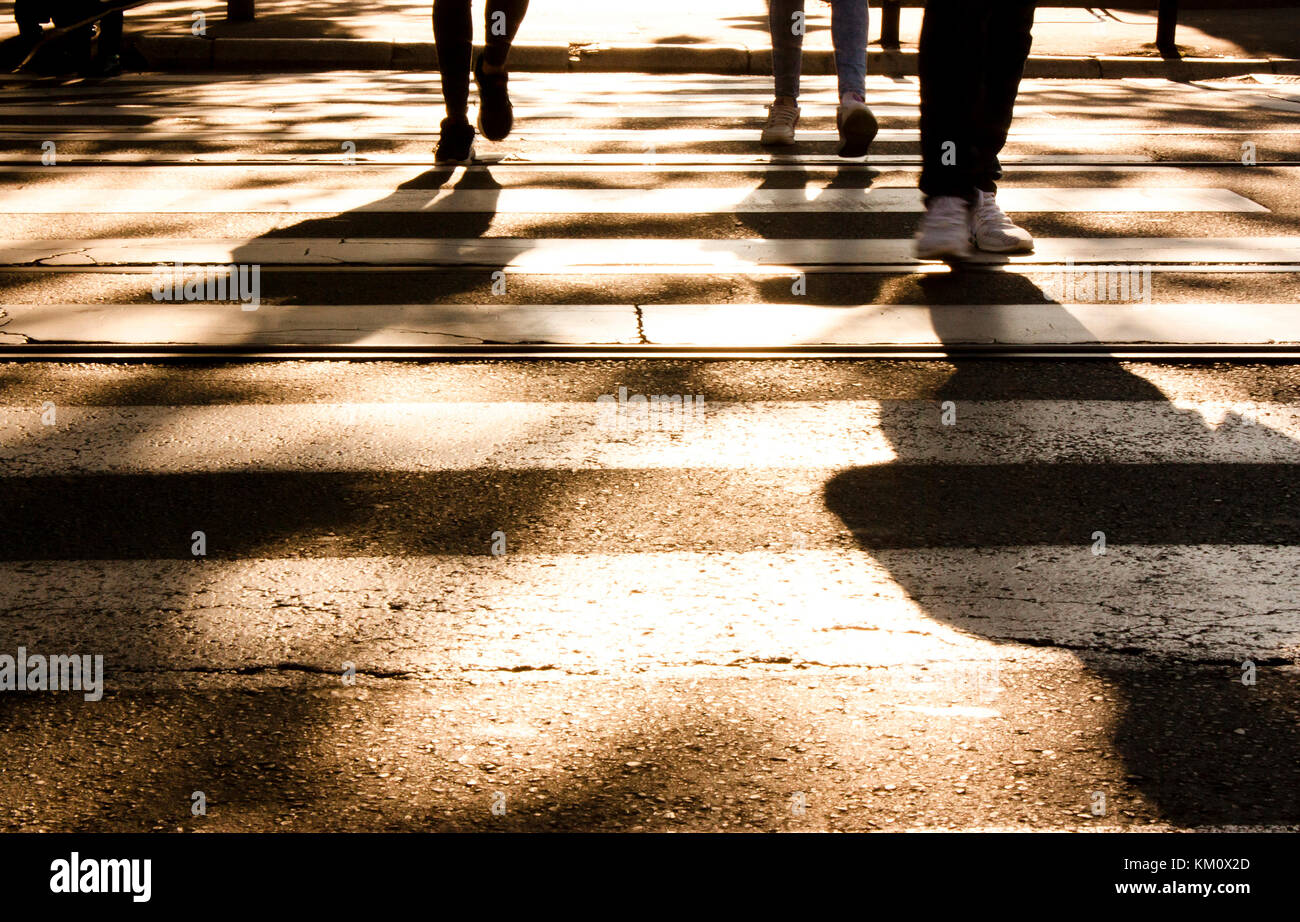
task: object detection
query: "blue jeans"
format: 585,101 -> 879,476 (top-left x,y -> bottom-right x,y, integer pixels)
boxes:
768,0 -> 868,99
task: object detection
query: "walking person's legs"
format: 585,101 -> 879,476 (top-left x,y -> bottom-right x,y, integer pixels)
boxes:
763,0 -> 805,145
965,0 -> 1035,254
14,0 -> 50,44
475,0 -> 529,140
433,0 -> 475,162
85,4 -> 124,76
481,0 -> 529,68
433,0 -> 529,163
829,0 -> 876,157
970,0 -> 1036,194
917,0 -> 985,203
914,0 -> 1035,260
830,0 -> 867,100
914,0 -> 985,260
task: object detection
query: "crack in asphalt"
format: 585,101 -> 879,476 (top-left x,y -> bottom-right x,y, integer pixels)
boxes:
32,248 -> 95,266
633,304 -> 648,344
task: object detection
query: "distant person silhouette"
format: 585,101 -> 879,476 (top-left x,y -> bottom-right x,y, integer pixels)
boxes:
13,0 -> 122,76
914,0 -> 1036,262
433,0 -> 530,164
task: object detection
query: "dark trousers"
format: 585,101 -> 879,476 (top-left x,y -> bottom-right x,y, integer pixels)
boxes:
433,0 -> 529,120
14,0 -> 122,61
919,0 -> 1036,200
15,0 -> 48,40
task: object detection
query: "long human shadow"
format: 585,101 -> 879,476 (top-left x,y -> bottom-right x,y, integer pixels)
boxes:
224,163 -> 519,344
824,277 -> 1300,826
3,154 -> 775,829
0,165 -> 528,830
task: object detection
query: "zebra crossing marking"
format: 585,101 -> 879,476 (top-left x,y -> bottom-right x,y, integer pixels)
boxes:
5,236 -> 1293,268
0,186 -> 1264,215
2,398 -> 1297,472
3,303 -> 1298,350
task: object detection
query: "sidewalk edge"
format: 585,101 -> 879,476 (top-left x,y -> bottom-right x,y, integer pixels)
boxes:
130,36 -> 1300,79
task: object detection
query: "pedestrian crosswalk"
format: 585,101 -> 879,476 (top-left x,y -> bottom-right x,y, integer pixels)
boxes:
5,397 -> 1300,472
0,182 -> 1267,213
0,72 -> 1296,353
3,368 -> 1299,664
7,236 -> 1296,266
5,302 -> 1300,349
3,73 -> 1300,831
4,545 -> 1297,673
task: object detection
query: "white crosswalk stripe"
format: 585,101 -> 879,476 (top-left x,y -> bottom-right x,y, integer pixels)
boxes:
0,154 -> 1161,166
1,389 -> 1297,678
0,72 -> 1296,349
2,399 -> 1297,474
2,303 -> 1298,349
2,546 -> 1295,670
0,185 -> 1265,214
5,236 -> 1294,268
0,103 -> 1060,119
4,127 -> 1297,141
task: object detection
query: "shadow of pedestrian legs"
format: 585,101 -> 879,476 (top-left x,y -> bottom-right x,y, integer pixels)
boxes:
824,281 -> 1300,825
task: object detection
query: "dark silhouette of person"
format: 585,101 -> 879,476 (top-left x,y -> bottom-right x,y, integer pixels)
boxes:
432,0 -> 530,164
12,0 -> 123,76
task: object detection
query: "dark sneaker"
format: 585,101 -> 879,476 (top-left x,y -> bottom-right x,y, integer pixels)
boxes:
836,98 -> 878,158
82,54 -> 123,79
473,54 -> 514,141
435,118 -> 475,164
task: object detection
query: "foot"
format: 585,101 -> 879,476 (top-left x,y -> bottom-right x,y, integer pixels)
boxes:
474,53 -> 514,142
835,94 -> 878,158
15,28 -> 43,52
761,99 -> 800,146
434,118 -> 475,164
914,195 -> 974,262
81,54 -> 123,79
969,188 -> 1034,253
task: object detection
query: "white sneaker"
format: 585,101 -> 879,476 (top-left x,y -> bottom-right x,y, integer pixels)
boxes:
914,196 -> 974,261
761,101 -> 800,146
969,188 -> 1034,253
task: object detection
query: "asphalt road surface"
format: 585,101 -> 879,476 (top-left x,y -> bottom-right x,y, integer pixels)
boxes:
0,71 -> 1298,831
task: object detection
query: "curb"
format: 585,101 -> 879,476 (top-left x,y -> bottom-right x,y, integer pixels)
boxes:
132,36 -> 1300,79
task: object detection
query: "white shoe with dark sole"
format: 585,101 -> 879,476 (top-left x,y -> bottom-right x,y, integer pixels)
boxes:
761,102 -> 800,146
915,196 -> 975,262
970,188 -> 1035,253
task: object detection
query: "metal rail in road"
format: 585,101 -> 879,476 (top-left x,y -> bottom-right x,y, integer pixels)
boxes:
6,344 -> 1300,361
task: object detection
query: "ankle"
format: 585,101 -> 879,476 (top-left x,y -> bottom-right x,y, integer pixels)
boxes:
480,49 -> 509,72
772,96 -> 797,108
925,195 -> 970,211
